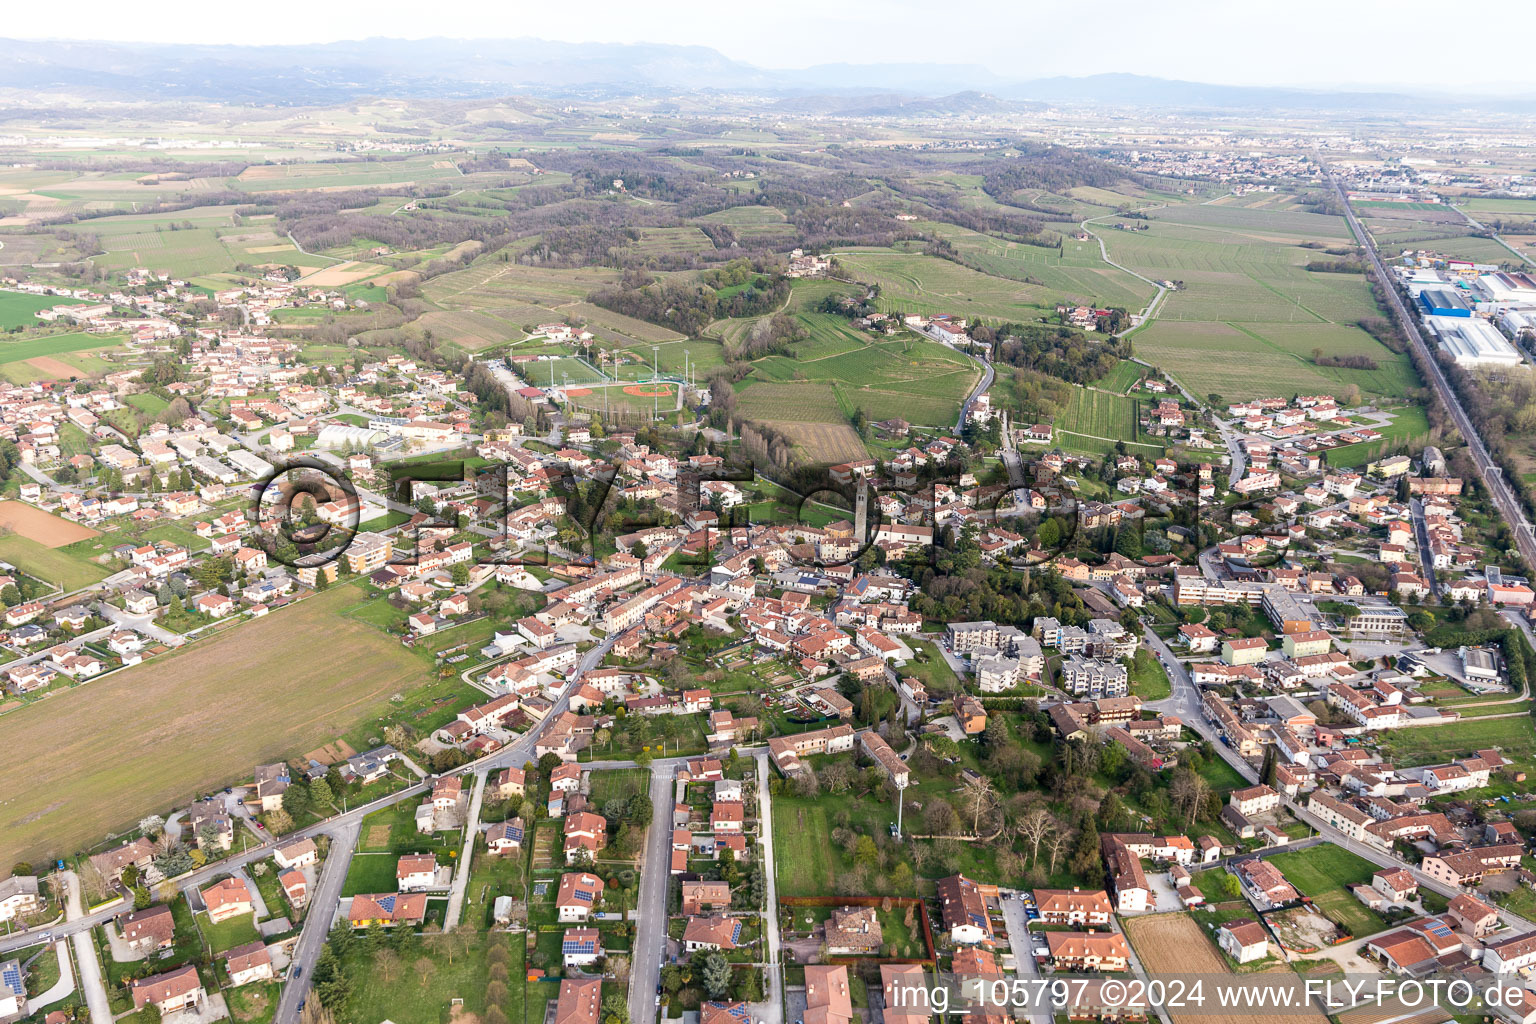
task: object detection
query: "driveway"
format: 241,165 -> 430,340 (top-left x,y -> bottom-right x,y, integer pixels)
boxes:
62,872 -> 113,1024
24,940 -> 74,1014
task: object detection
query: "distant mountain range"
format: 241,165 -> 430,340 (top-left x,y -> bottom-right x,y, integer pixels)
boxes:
2,36 -> 1533,113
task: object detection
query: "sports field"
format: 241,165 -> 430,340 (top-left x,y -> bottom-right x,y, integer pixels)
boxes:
0,586 -> 428,868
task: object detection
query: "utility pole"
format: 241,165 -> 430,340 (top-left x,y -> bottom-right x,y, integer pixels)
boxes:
652,345 -> 660,420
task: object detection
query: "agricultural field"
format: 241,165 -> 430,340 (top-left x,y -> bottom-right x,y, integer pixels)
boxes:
1131,318 -> 1415,404
611,225 -> 716,258
920,221 -> 1156,309
695,204 -> 795,242
1123,913 -> 1328,1024
0,586 -> 429,869
1379,714 -> 1536,766
1055,388 -> 1141,444
0,292 -> 87,329
0,535 -> 109,590
234,156 -> 465,192
745,336 -> 981,427
735,381 -> 847,424
1091,360 -> 1146,394
0,500 -> 102,546
1083,195 -> 1424,400
833,249 -> 1067,321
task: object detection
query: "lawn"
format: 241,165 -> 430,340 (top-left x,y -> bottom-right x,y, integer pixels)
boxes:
1128,650 -> 1172,700
342,852 -> 407,896
0,586 -> 431,870
334,932 -> 515,1024
197,910 -> 261,954
356,800 -> 461,857
225,980 -> 278,1024
772,792 -> 879,896
899,639 -> 960,697
1265,844 -> 1385,939
588,768 -> 651,809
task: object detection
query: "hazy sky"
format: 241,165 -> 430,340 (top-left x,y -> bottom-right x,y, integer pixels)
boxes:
14,0 -> 1536,94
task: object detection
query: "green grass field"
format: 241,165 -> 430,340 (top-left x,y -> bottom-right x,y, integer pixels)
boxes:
1379,715 -> 1536,766
0,534 -> 110,590
342,852 -> 406,896
0,292 -> 88,329
833,249 -> 1066,321
1265,844 -> 1385,938
1092,360 -> 1146,394
0,587 -> 433,870
1085,195 -> 1420,401
742,334 -> 981,427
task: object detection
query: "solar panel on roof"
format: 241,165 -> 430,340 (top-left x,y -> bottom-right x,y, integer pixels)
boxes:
1423,920 -> 1452,938
573,889 -> 594,901
377,894 -> 397,912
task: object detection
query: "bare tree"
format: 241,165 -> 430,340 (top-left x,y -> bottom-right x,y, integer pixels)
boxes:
962,775 -> 996,835
77,859 -> 106,902
413,956 -> 436,987
1045,825 -> 1074,874
1170,771 -> 1210,824
1015,808 -> 1056,865
375,950 -> 401,983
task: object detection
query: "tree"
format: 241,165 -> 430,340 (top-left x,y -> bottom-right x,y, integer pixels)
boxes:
138,815 -> 165,839
310,779 -> 334,808
1015,808 -> 1055,865
602,993 -> 630,1024
698,951 -> 732,1000
962,774 -> 995,834
413,956 -> 437,987
265,808 -> 294,834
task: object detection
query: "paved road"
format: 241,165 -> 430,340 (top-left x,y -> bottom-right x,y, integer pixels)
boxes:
996,895 -> 1050,1024
270,819 -> 359,1024
1408,498 -> 1442,600
1329,168 -> 1536,573
954,349 -> 995,434
271,633 -> 618,1024
753,752 -> 784,1024
1140,626 -> 1259,785
629,757 -> 686,1024
1142,623 -> 1536,937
